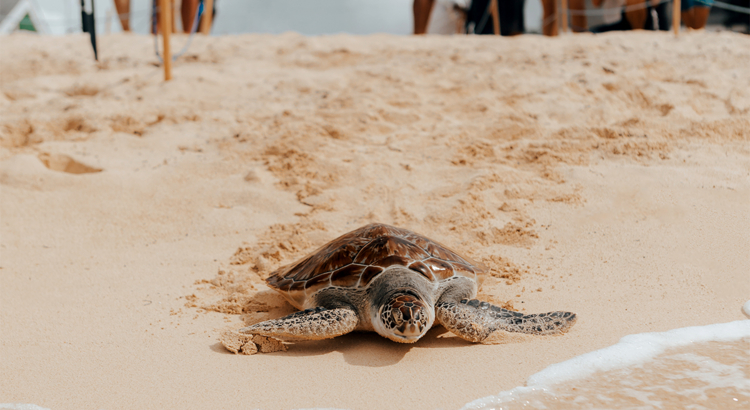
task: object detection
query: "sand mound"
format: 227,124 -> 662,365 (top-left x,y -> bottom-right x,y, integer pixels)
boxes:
220,328 -> 287,355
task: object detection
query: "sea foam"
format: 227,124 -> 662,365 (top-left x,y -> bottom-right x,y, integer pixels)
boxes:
463,302 -> 750,410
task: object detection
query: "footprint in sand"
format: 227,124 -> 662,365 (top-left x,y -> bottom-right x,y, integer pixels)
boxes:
37,153 -> 102,175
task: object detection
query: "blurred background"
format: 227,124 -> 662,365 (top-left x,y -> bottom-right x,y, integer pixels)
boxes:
1,0 -> 748,36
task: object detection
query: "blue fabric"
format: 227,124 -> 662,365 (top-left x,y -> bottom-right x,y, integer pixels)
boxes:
681,0 -> 714,12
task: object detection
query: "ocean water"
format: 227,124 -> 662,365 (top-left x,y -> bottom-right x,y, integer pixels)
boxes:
464,310 -> 750,410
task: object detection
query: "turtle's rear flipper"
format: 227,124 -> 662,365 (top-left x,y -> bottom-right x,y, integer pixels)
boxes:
240,306 -> 359,341
435,299 -> 577,343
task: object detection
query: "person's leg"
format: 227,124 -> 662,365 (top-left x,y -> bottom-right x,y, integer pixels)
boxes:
591,9 -> 633,32
681,9 -> 694,28
453,3 -> 467,34
152,0 -> 177,33
653,0 -> 670,30
172,0 -> 177,33
499,0 -> 526,35
569,0 -> 587,32
690,6 -> 710,28
512,0 -> 526,35
181,0 -> 200,33
114,0 -> 130,31
681,0 -> 695,28
643,4 -> 655,30
413,0 -> 436,34
624,0 -> 648,29
542,0 -> 557,36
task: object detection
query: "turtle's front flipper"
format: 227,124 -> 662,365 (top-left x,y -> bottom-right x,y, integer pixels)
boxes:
240,306 -> 358,341
435,299 -> 576,343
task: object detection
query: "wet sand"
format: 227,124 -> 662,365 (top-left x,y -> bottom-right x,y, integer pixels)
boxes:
1,31 -> 749,409
467,321 -> 750,409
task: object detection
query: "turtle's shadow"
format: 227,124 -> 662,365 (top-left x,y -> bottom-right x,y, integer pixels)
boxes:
276,325 -> 470,367
213,291 -> 472,367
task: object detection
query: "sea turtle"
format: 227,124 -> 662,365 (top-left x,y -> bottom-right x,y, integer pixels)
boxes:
241,223 -> 576,343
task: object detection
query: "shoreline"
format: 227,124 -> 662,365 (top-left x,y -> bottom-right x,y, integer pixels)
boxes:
3,318 -> 749,410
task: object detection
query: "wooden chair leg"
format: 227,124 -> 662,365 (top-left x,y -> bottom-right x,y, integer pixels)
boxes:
490,0 -> 500,35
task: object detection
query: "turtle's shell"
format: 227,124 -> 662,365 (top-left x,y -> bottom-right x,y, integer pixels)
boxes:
266,223 -> 487,308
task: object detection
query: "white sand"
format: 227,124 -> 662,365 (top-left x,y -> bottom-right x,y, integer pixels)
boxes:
1,31 -> 749,409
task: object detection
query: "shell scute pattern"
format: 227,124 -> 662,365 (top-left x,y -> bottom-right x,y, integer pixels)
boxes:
404,260 -> 433,281
266,223 -> 487,305
314,242 -> 365,275
422,258 -> 454,280
451,262 -> 477,278
274,278 -> 293,292
359,265 -> 386,287
304,273 -> 330,290
353,236 -> 431,265
328,264 -> 366,287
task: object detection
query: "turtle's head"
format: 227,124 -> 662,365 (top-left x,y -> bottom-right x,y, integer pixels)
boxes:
374,290 -> 434,343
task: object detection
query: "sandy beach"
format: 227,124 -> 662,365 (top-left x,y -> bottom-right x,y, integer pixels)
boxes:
1,31 -> 749,409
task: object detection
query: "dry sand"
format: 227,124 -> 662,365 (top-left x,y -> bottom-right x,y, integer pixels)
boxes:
1,31 -> 749,409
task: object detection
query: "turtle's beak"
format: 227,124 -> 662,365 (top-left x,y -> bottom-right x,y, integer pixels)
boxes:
396,321 -> 425,338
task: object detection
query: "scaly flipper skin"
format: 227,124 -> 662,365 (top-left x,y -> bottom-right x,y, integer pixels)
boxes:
240,307 -> 359,341
435,299 -> 577,343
